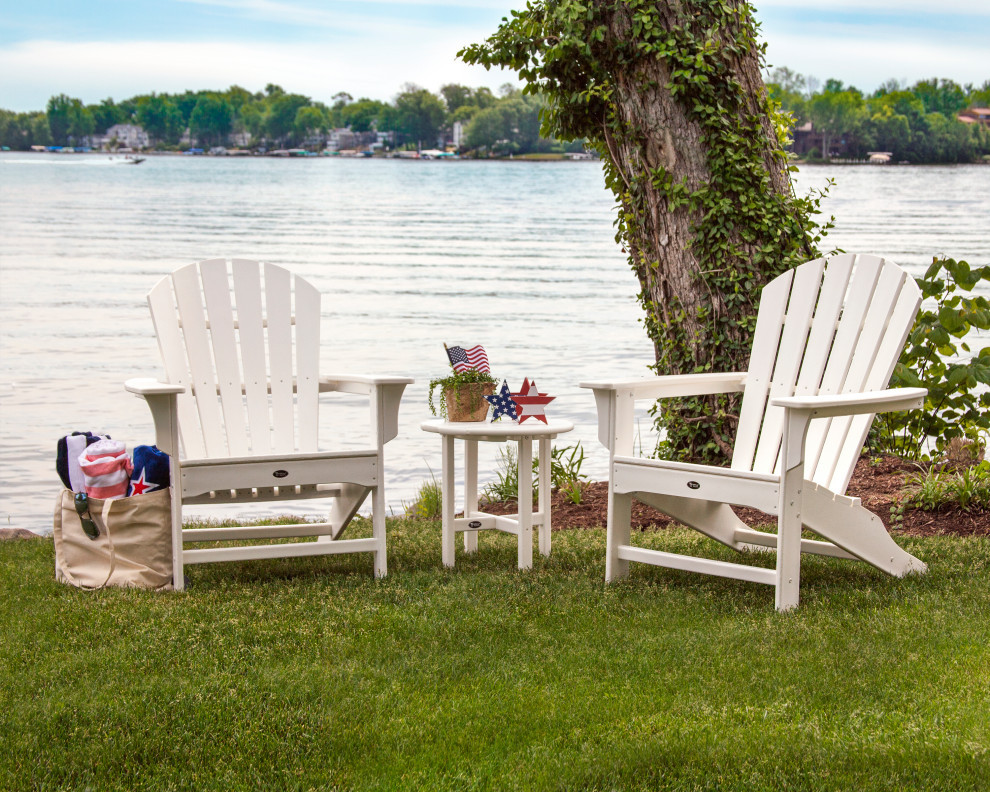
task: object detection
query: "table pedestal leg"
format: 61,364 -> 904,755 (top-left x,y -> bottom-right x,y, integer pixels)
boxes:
517,437 -> 533,569
464,438 -> 479,554
441,434 -> 456,567
538,437 -> 551,557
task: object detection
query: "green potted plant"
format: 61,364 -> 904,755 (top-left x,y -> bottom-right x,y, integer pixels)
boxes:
429,368 -> 497,421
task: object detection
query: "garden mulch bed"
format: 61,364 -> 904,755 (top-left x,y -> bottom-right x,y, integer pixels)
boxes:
482,455 -> 990,538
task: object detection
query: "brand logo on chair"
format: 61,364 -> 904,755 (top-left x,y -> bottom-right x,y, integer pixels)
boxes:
469,520 -> 482,529
272,470 -> 289,478
687,481 -> 700,490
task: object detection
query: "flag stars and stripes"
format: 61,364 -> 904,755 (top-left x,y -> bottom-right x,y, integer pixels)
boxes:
446,344 -> 490,374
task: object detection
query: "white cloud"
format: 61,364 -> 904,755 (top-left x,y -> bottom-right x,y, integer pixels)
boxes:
764,31 -> 988,89
756,0 -> 989,13
0,36 -> 516,111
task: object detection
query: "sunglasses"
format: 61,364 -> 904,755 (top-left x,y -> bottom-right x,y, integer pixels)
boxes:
73,493 -> 99,540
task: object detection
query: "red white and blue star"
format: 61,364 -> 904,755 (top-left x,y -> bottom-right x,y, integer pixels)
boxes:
511,378 -> 555,423
485,381 -> 519,422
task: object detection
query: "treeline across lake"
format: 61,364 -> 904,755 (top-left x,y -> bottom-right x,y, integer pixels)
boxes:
0,82 -> 586,157
767,70 -> 990,163
3,73 -> 988,162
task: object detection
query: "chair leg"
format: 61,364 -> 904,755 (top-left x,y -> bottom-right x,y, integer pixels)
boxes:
170,483 -> 184,591
372,483 -> 387,578
775,467 -> 803,611
606,486 -> 632,582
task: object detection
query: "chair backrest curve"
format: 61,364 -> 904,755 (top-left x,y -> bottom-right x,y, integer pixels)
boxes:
148,258 -> 321,460
730,254 -> 920,494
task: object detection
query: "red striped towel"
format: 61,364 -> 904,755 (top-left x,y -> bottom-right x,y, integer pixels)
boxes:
78,439 -> 133,500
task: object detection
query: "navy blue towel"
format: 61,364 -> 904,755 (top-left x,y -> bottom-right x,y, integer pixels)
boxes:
129,445 -> 170,496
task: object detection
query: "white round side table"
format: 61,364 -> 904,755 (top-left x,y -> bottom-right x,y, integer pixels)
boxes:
420,418 -> 575,569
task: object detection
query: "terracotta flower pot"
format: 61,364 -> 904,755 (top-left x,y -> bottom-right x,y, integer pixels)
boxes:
444,382 -> 495,422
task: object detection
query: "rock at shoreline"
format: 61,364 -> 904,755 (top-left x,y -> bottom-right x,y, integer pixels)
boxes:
0,527 -> 43,541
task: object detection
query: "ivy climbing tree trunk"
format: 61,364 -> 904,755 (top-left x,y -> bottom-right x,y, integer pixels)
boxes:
462,0 -> 826,461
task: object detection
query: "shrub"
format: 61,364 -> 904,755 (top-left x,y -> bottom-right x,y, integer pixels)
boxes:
871,256 -> 990,461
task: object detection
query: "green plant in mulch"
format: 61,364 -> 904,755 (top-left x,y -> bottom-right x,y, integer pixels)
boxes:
427,368 -> 497,419
890,459 -> 990,524
482,442 -> 589,505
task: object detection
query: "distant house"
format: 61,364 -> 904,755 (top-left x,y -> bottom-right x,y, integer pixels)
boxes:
867,151 -> 893,164
102,124 -> 150,150
790,121 -> 816,156
327,128 -> 356,152
957,108 -> 990,127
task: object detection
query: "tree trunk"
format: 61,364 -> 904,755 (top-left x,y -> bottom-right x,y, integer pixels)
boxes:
462,0 -> 819,460
601,4 -> 796,374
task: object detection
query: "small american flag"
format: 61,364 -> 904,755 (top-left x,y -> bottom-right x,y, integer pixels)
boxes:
446,344 -> 490,374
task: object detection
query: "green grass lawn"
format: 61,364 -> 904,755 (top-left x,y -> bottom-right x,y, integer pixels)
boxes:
2,519 -> 988,791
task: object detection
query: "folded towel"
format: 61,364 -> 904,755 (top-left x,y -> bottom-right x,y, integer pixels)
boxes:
78,438 -> 132,500
129,445 -> 170,496
56,432 -> 110,491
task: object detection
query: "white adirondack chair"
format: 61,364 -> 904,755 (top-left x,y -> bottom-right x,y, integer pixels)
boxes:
125,259 -> 412,589
581,254 -> 928,611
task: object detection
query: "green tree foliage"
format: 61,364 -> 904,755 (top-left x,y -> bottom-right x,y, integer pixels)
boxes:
189,94 -> 234,147
89,99 -> 126,133
764,71 -> 990,163
265,92 -> 312,146
913,78 -> 968,117
807,87 -> 866,159
394,84 -> 446,148
136,94 -> 183,145
45,94 -> 73,145
341,99 -> 385,133
293,105 -> 327,140
0,109 -> 49,149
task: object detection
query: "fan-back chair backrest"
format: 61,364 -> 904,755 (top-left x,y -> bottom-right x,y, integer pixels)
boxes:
730,254 -> 920,494
148,259 -> 321,460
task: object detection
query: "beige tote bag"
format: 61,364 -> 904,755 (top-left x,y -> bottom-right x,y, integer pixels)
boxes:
53,488 -> 173,590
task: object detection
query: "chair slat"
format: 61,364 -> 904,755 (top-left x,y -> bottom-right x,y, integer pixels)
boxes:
294,276 -> 321,452
264,263 -> 295,454
827,273 -> 921,492
232,260 -> 271,455
794,255 -> 855,476
732,269 -> 793,472
148,275 -> 206,459
752,258 -> 825,475
172,263 -> 227,457
813,258 -> 904,487
200,260 -> 249,457
803,254 -> 884,485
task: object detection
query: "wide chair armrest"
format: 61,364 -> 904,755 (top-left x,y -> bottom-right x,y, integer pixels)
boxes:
579,372 -> 747,401
124,378 -> 184,457
581,372 -> 747,454
771,387 -> 926,418
319,374 -> 415,446
319,374 -> 415,395
125,378 -> 185,396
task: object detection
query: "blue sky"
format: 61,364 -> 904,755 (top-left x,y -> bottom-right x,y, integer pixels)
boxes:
1,0 -> 987,112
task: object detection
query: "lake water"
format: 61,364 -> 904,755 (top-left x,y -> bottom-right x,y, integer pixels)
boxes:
2,153 -> 988,533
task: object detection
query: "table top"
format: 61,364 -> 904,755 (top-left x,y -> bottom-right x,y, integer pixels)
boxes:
420,417 -> 574,439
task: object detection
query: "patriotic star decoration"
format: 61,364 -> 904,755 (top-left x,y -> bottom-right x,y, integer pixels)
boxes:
129,468 -> 160,496
485,381 -> 519,422
511,378 -> 555,424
